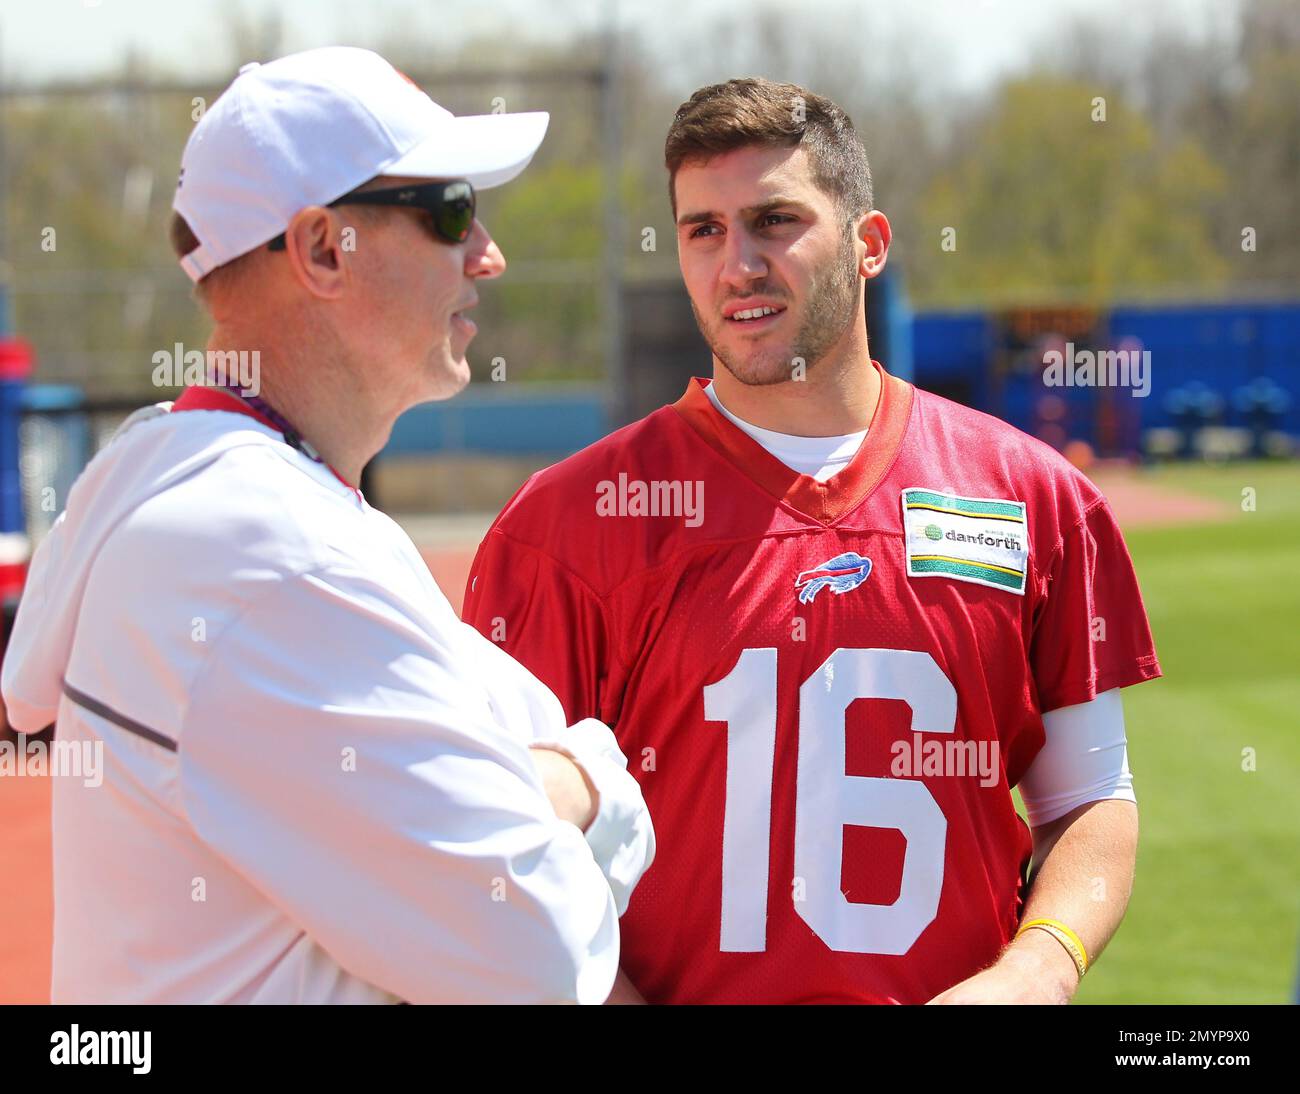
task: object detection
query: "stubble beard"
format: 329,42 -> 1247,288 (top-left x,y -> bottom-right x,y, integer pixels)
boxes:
695,227 -> 861,388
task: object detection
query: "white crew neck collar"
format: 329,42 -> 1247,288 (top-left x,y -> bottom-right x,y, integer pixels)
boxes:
703,380 -> 867,481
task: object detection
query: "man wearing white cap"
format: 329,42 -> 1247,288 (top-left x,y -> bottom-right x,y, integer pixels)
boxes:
1,47 -> 654,1004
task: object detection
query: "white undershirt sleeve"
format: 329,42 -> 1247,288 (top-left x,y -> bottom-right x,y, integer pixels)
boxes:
177,564 -> 622,1004
1018,688 -> 1137,829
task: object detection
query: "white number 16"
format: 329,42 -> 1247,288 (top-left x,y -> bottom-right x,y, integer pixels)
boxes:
703,647 -> 956,955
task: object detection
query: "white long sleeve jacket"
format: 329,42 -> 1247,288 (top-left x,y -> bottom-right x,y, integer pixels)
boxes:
2,404 -> 654,1004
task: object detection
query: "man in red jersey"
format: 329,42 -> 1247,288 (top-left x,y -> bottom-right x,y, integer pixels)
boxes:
463,78 -> 1160,1004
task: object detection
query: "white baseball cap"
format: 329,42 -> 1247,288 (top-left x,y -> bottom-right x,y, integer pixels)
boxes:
173,46 -> 549,282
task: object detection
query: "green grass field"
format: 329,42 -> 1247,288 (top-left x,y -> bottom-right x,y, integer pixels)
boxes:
1072,462 -> 1300,1004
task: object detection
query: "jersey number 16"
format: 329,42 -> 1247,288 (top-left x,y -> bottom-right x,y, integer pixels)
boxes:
704,647 -> 956,955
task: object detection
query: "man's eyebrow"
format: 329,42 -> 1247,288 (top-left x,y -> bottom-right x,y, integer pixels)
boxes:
676,197 -> 809,228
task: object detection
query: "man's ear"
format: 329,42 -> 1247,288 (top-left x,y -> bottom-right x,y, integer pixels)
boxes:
857,209 -> 891,280
283,207 -> 349,299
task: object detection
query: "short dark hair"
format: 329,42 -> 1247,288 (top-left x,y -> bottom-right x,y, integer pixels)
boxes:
168,212 -> 256,304
169,211 -> 202,262
664,77 -> 873,222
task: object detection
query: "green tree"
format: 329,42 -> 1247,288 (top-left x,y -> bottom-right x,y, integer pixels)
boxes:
911,78 -> 1227,308
471,159 -> 605,383
4,89 -> 213,396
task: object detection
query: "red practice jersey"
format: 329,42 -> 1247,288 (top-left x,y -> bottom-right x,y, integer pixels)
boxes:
463,360 -> 1161,1004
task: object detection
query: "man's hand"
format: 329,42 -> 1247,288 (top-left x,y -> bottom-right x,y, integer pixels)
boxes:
929,799 -> 1137,1004
530,746 -> 598,831
926,927 -> 1079,1004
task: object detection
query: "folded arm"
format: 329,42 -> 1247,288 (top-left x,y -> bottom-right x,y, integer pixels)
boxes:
180,566 -> 627,1004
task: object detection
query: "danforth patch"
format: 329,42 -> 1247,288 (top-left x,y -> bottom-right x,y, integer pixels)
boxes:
901,487 -> 1029,595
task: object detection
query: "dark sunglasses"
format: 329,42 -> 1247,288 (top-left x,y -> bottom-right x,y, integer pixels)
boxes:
267,179 -> 477,251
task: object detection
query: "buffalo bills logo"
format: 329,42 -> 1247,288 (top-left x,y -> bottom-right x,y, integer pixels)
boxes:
794,552 -> 873,604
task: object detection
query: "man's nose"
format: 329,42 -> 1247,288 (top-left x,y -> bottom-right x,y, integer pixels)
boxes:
464,219 -> 506,279
719,228 -> 767,289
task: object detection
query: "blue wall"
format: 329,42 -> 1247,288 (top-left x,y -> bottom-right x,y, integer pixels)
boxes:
1111,303 -> 1299,432
913,301 -> 1300,443
385,383 -> 611,457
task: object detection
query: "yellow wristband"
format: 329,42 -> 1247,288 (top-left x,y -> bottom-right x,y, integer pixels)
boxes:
1015,917 -> 1089,979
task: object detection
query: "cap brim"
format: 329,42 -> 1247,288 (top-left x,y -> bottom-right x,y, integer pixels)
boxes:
384,111 -> 549,189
